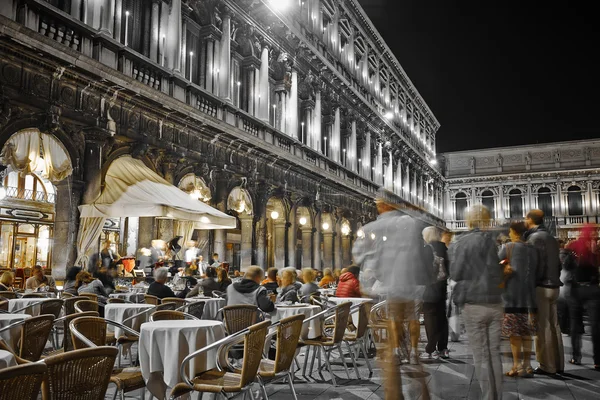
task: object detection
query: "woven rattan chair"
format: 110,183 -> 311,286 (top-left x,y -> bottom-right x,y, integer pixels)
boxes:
63,296 -> 87,315
79,292 -> 99,302
107,297 -> 126,304
222,304 -> 259,334
41,346 -> 118,400
161,297 -> 186,308
14,277 -> 23,289
178,301 -> 205,319
300,302 -> 352,386
69,317 -> 145,400
150,310 -> 199,322
21,293 -> 46,298
60,292 -> 74,298
343,302 -> 373,378
0,361 -> 47,400
368,300 -> 389,345
74,300 -> 99,313
0,314 -> 55,362
144,294 -> 160,305
170,320 -> 271,399
0,300 -> 7,312
40,299 -> 64,319
0,291 -> 17,299
257,314 -> 305,400
155,302 -> 177,311
45,311 -> 99,356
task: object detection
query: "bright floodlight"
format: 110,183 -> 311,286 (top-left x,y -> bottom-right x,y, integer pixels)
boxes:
270,211 -> 279,220
322,222 -> 330,231
430,159 -> 437,165
269,0 -> 291,11
299,217 -> 307,226
384,111 -> 394,119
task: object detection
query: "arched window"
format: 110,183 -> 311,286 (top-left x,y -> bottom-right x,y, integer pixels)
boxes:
538,187 -> 553,217
3,171 -> 54,203
481,190 -> 495,217
455,192 -> 468,221
567,186 -> 583,216
509,189 -> 523,219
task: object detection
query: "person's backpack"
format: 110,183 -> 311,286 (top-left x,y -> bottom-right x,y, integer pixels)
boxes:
429,244 -> 448,281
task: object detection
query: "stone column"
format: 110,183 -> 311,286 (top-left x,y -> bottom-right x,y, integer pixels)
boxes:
70,0 -> 82,20
52,178 -> 84,280
82,129 -> 108,205
342,233 -> 352,267
167,0 -> 182,73
333,230 -> 342,270
313,213 -> 322,270
302,99 -> 315,148
349,120 -> 357,173
219,8 -> 232,102
273,221 -> 286,268
213,228 -> 226,264
239,213 -> 253,269
99,0 -> 115,35
242,58 -> 259,115
331,106 -> 341,162
138,217 -> 155,247
287,215 -> 297,269
257,44 -> 270,122
124,217 -> 139,257
313,90 -> 322,150
206,39 -> 215,92
181,11 -> 188,77
113,0 -> 122,42
322,231 -> 334,270
301,226 -> 313,269
288,69 -> 299,139
274,88 -> 288,133
497,185 -> 505,220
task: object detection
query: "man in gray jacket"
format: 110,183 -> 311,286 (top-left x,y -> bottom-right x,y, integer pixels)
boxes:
524,209 -> 564,375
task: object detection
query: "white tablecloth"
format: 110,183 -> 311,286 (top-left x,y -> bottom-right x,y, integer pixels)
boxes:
0,313 -> 31,349
109,292 -> 145,303
0,349 -> 16,370
7,298 -> 54,316
326,297 -> 374,324
104,303 -> 155,338
271,304 -> 322,339
139,320 -> 226,400
185,297 -> 226,320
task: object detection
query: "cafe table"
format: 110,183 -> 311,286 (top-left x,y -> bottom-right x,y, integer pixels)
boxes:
139,319 -> 226,400
184,297 -> 226,320
271,304 -> 323,339
0,349 -> 16,370
108,292 -> 145,303
0,313 -> 31,349
7,298 -> 54,316
104,303 -> 155,338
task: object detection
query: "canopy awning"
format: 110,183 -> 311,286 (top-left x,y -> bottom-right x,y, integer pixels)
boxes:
78,156 -> 236,230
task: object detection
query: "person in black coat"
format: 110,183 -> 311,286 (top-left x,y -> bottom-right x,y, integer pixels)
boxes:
147,267 -> 175,299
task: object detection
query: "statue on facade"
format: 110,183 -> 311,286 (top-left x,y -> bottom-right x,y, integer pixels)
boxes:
496,154 -> 503,168
525,152 -> 531,165
470,157 -> 475,173
554,149 -> 561,163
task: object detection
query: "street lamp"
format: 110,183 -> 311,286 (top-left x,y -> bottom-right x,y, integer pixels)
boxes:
270,211 -> 279,220
322,222 -> 330,231
299,217 -> 307,226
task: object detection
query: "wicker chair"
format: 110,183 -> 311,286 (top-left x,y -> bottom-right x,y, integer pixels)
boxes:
74,300 -> 99,313
170,320 -> 271,399
107,297 -> 126,304
79,292 -> 99,302
41,346 -> 118,400
14,277 -> 23,289
162,297 -> 186,308
69,317 -> 145,400
40,299 -> 64,319
150,310 -> 199,322
155,302 -> 177,311
343,302 -> 373,378
60,292 -> 74,298
300,302 -> 352,386
256,314 -> 305,400
368,300 -> 389,345
222,304 -> 259,334
45,311 -> 99,356
178,301 -> 205,319
0,291 -> 17,299
21,293 -> 46,298
0,314 -> 55,362
144,294 -> 160,305
63,296 -> 87,315
0,361 -> 47,400
0,300 -> 8,312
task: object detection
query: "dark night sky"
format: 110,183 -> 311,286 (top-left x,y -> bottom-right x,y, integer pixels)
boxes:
356,0 -> 599,153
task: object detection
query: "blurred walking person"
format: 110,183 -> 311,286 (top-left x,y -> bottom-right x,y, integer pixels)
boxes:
557,240 -> 576,334
449,205 -> 504,400
499,222 -> 538,378
353,189 -> 433,400
565,224 -> 600,370
524,209 -> 564,375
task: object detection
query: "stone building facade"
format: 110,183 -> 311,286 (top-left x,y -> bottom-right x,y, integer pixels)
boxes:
0,0 -> 444,278
441,139 -> 600,239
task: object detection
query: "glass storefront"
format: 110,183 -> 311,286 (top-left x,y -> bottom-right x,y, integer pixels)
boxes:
0,221 -> 53,269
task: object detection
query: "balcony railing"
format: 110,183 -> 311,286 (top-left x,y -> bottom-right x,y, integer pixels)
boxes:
557,216 -> 600,226
1,186 -> 55,203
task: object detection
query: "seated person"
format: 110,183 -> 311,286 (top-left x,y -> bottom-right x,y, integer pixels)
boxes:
298,268 -> 320,303
63,266 -> 82,295
335,265 -> 362,298
76,271 -> 109,303
276,269 -> 299,304
261,267 -> 279,295
147,267 -> 176,299
93,265 -> 116,295
319,268 -> 336,288
217,267 -> 232,292
226,266 -> 275,312
25,265 -> 56,293
280,267 -> 302,291
0,271 -> 15,291
186,266 -> 221,297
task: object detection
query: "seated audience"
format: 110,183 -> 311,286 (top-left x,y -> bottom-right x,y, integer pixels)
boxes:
25,265 -> 56,292
319,268 -> 336,288
147,267 -> 176,299
63,266 -> 82,295
336,265 -> 362,298
261,267 -> 279,294
276,269 -> 300,303
186,266 -> 221,297
217,267 -> 232,292
226,266 -> 275,312
299,268 -> 320,302
76,271 -> 109,303
280,267 -> 302,290
0,271 -> 15,291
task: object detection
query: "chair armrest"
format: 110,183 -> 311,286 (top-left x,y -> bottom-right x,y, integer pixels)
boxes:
0,340 -> 30,365
10,301 -> 46,315
121,306 -> 157,327
104,319 -> 141,338
69,320 -> 98,348
0,318 -> 26,334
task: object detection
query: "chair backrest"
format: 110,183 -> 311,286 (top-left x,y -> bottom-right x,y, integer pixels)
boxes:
14,277 -> 23,289
222,305 -> 258,334
107,297 -> 126,304
63,296 -> 87,315
79,293 -> 98,302
60,292 -> 74,298
272,314 -> 305,373
21,293 -> 46,298
0,361 -> 47,400
368,300 -> 388,326
155,302 -> 177,311
0,291 -> 17,299
17,314 -> 55,361
60,312 -> 99,352
42,346 -> 118,400
161,297 -> 186,308
40,299 -> 64,319
331,302 -> 352,344
74,300 -> 99,313
144,294 -> 160,305
183,301 -> 205,319
70,316 -> 107,349
0,300 -> 7,311
355,302 -> 371,339
239,320 -> 270,388
150,310 -> 186,321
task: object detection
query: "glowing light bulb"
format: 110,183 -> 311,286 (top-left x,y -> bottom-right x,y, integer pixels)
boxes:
270,211 -> 279,220
322,222 -> 330,230
299,217 -> 307,226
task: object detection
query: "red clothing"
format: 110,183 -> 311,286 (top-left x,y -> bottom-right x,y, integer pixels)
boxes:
335,272 -> 361,298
